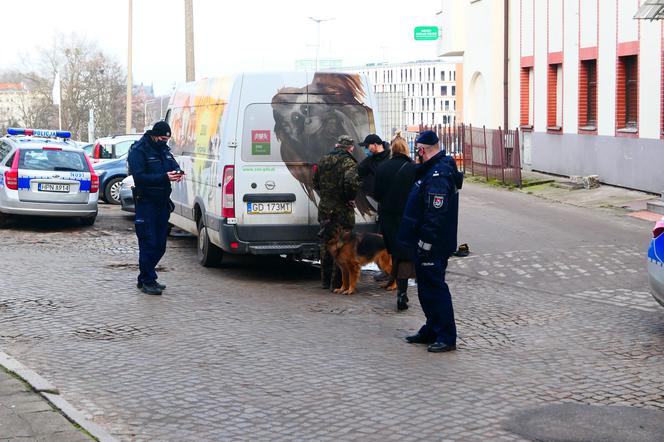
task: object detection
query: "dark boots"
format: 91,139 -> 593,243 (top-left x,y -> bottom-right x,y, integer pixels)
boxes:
396,278 -> 409,311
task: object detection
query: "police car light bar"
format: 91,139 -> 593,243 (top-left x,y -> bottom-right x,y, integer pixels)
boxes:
7,128 -> 72,139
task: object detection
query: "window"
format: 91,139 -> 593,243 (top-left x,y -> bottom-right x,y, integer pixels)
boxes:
451,86 -> 456,95
617,55 -> 638,130
0,141 -> 11,160
453,71 -> 456,81
445,100 -> 450,111
441,71 -> 445,81
520,67 -> 533,126
579,60 -> 597,129
441,85 -> 448,95
547,63 -> 562,129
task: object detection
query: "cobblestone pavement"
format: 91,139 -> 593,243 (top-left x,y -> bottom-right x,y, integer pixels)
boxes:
0,188 -> 663,441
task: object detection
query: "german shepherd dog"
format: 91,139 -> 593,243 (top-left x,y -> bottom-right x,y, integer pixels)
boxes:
327,230 -> 393,295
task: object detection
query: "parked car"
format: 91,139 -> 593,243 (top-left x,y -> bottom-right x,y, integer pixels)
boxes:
93,157 -> 128,204
0,128 -> 99,226
648,217 -> 664,307
90,134 -> 141,164
119,175 -> 134,213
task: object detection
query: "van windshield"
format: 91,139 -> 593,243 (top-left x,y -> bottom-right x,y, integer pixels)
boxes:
242,103 -> 372,164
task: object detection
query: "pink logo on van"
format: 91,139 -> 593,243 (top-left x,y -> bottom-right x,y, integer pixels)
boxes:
252,130 -> 270,143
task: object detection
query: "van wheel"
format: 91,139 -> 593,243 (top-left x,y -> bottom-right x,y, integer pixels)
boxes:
197,218 -> 222,267
0,212 -> 8,228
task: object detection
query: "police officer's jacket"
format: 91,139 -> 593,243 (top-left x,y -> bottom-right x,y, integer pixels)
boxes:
397,151 -> 462,258
127,134 -> 181,201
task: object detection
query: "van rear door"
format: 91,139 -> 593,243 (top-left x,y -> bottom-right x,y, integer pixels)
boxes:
234,76 -> 315,242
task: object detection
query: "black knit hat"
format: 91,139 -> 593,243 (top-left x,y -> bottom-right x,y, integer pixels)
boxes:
149,121 -> 171,137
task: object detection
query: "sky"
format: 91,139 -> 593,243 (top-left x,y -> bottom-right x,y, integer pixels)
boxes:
1,0 -> 444,95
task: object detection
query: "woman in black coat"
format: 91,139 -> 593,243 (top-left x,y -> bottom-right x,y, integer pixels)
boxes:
374,132 -> 417,311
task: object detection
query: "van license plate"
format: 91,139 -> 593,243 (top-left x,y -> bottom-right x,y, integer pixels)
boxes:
247,202 -> 292,214
38,184 -> 70,192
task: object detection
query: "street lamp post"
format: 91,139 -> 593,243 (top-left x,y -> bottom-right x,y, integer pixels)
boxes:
126,0 -> 133,134
308,16 -> 334,71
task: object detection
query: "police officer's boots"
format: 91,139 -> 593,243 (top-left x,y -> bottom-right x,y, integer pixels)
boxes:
396,278 -> 409,311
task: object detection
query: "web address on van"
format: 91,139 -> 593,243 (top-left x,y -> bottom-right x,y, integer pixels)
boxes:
242,167 -> 276,172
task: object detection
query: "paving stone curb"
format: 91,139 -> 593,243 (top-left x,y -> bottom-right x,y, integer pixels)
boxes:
0,351 -> 118,442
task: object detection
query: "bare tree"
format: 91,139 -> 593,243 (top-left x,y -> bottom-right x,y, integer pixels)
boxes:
8,33 -> 127,140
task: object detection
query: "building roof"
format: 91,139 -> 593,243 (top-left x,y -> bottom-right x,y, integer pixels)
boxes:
634,0 -> 664,20
0,83 -> 24,92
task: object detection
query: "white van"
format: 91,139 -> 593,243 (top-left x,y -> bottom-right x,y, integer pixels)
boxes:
165,72 -> 381,266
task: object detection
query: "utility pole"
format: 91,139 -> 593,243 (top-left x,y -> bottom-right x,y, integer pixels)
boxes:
126,0 -> 133,133
308,17 -> 334,71
185,0 -> 196,82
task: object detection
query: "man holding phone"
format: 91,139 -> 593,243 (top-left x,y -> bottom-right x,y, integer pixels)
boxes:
127,121 -> 184,295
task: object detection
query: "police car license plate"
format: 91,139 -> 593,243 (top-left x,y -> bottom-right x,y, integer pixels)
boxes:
247,202 -> 292,214
38,183 -> 70,192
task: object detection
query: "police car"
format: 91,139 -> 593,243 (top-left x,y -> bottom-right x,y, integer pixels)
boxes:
0,128 -> 99,227
648,217 -> 664,307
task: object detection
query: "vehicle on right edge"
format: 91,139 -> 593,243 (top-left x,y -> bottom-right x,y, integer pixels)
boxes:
648,217 -> 664,307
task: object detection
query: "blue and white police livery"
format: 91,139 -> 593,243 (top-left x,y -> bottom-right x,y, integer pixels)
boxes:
648,218 -> 664,307
398,149 -> 462,350
0,128 -> 99,226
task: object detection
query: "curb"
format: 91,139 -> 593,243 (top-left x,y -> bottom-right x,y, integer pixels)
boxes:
0,351 -> 118,442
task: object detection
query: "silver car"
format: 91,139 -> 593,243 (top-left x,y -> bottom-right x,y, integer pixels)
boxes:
119,175 -> 135,213
0,128 -> 99,226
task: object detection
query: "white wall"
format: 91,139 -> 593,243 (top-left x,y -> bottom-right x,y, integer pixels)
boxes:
521,0 -> 534,56
639,19 -> 662,139
533,0 -> 548,132
580,0 -> 598,48
563,0 -> 579,133
597,0 -> 617,136
618,0 -> 639,43
549,0 -> 564,53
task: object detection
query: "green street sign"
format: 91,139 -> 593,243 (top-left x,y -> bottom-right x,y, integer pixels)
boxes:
414,26 -> 439,41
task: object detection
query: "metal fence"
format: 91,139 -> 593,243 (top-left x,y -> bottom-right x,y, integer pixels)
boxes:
403,124 -> 522,187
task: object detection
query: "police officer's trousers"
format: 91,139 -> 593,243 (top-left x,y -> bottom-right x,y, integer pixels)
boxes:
134,198 -> 171,285
415,255 -> 457,346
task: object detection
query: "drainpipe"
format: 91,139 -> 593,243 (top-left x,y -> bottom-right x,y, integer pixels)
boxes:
503,0 -> 509,131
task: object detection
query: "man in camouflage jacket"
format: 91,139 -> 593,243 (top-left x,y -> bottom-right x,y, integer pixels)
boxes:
313,135 -> 360,289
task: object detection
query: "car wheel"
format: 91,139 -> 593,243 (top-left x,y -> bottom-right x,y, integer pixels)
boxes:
197,218 -> 222,267
80,212 -> 97,226
104,177 -> 124,205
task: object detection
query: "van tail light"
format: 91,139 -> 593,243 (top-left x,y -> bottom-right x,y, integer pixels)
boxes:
222,165 -> 235,218
83,153 -> 100,193
93,143 -> 101,159
4,150 -> 20,190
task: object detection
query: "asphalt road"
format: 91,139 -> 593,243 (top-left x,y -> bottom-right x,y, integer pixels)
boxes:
0,183 -> 661,441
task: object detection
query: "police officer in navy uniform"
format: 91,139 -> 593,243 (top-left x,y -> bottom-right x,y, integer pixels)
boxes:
127,121 -> 183,295
397,130 -> 463,352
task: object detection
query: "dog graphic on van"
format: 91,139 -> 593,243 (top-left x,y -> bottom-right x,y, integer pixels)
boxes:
271,73 -> 376,216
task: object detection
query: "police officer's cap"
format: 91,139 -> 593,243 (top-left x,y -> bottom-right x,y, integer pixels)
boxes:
415,130 -> 439,146
336,135 -> 354,147
148,121 -> 172,137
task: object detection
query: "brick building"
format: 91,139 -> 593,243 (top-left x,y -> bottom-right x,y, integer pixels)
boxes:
440,0 -> 664,194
